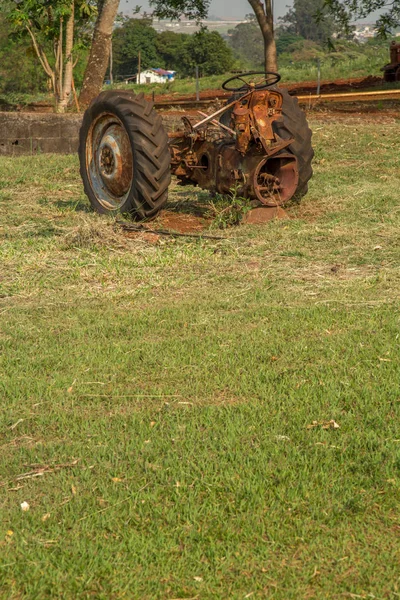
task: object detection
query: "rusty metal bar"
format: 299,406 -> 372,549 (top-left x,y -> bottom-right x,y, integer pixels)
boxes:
155,88 -> 400,111
297,88 -> 400,104
192,91 -> 252,129
197,111 -> 236,136
168,131 -> 186,139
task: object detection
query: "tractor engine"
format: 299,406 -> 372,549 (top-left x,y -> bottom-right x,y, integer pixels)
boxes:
168,86 -> 298,207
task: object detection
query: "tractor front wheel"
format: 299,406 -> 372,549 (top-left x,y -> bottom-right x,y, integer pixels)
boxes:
79,91 -> 171,219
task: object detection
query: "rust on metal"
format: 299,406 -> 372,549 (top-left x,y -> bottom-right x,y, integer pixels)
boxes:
168,76 -> 300,208
297,88 -> 400,104
86,113 -> 134,210
382,41 -> 400,82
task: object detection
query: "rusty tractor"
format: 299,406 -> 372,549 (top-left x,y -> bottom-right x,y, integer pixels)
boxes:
382,41 -> 400,82
79,72 -> 313,219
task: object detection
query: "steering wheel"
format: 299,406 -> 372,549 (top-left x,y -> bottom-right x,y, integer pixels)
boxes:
222,71 -> 281,92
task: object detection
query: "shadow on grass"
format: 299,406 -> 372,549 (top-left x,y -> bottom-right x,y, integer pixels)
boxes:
52,198 -> 92,213
164,188 -> 213,218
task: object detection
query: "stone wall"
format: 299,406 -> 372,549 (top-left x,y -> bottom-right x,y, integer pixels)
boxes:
0,113 -> 82,156
0,112 -> 183,156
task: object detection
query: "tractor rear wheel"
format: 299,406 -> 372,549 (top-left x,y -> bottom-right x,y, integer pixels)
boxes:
79,91 -> 171,219
221,88 -> 313,202
273,88 -> 313,201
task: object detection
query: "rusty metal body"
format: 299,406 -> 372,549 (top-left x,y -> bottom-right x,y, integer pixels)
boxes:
168,87 -> 299,207
382,41 -> 400,82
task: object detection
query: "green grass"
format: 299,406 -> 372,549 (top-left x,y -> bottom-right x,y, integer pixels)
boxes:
0,115 -> 400,599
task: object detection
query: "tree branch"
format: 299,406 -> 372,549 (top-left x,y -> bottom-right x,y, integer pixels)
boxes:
26,23 -> 54,80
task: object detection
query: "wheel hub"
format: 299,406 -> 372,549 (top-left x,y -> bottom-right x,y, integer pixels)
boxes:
97,124 -> 133,198
100,145 -> 115,175
253,155 -> 298,206
86,115 -> 134,210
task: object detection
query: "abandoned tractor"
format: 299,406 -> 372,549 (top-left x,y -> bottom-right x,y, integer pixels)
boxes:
79,72 -> 313,219
382,41 -> 400,82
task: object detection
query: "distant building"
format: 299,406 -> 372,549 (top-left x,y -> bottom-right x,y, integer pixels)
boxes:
353,23 -> 379,41
126,68 -> 176,85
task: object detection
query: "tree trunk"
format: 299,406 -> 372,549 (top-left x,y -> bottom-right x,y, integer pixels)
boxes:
247,0 -> 278,72
79,0 -> 120,109
58,3 -> 75,113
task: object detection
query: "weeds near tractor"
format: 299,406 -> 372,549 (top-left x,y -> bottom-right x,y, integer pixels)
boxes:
0,115 -> 400,599
207,190 -> 252,229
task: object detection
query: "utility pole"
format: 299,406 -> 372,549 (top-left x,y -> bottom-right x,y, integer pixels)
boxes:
317,58 -> 321,96
195,65 -> 200,101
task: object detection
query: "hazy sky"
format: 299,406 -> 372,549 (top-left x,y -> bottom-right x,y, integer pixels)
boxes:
122,0 -> 292,19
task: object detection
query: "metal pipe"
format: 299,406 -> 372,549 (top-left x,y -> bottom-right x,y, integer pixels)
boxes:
192,91 -> 252,129
197,111 -> 236,136
297,88 -> 400,103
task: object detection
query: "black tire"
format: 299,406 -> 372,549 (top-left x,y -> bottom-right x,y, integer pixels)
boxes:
221,87 -> 313,201
79,90 -> 171,219
273,88 -> 313,200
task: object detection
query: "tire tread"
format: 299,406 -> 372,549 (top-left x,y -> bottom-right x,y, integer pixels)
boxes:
79,90 -> 171,219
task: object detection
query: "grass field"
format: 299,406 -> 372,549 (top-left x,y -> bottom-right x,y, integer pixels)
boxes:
0,113 -> 400,598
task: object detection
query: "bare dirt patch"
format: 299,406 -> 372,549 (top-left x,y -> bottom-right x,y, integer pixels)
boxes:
308,102 -> 400,122
156,211 -> 210,233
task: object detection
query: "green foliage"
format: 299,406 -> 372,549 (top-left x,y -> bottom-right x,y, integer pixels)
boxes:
275,30 -> 305,55
277,36 -> 391,80
228,20 -> 319,69
280,39 -> 324,63
5,0 -> 95,41
148,0 -> 210,20
207,191 -> 252,229
322,0 -> 400,37
280,0 -> 337,43
156,30 -> 191,71
0,14 -> 47,94
228,20 -> 264,68
184,30 -> 234,76
112,22 -> 233,78
1,0 -> 95,102
113,18 -> 161,77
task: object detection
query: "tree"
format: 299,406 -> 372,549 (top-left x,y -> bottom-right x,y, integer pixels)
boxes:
246,0 -> 277,71
0,13 -> 47,95
229,19 -> 265,67
148,0 -> 210,20
281,0 -> 336,44
275,31 -> 305,55
2,0 -> 94,112
149,0 -> 278,71
184,30 -> 234,76
113,18 -> 161,78
112,22 -> 233,78
79,0 -> 120,108
322,0 -> 400,37
156,31 -> 191,71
